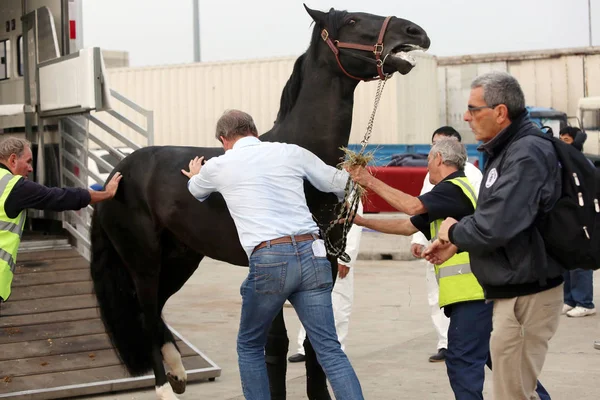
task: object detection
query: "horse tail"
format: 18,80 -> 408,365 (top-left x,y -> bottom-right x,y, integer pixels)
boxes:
90,205 -> 153,376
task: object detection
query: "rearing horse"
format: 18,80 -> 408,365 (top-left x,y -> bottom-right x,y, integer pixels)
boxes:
90,5 -> 429,400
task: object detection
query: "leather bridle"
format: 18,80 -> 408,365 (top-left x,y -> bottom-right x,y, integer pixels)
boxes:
320,16 -> 393,81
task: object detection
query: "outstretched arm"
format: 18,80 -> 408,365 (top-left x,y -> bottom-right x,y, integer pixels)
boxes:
298,146 -> 349,201
5,172 -> 122,218
347,166 -> 425,215
353,214 -> 419,236
89,172 -> 122,204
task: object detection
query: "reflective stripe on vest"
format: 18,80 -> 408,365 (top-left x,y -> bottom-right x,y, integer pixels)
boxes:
0,218 -> 25,236
0,174 -> 13,193
0,248 -> 16,273
0,168 -> 26,301
0,172 -> 25,243
430,176 -> 484,307
437,263 -> 472,279
451,178 -> 477,204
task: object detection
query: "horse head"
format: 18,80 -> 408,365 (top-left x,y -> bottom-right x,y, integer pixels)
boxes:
304,4 -> 430,80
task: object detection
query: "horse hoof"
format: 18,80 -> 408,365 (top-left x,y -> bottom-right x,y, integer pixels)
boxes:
167,372 -> 187,394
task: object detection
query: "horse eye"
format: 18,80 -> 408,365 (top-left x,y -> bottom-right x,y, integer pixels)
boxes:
347,19 -> 356,25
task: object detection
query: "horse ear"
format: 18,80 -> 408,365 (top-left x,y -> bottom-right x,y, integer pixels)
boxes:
303,4 -> 328,26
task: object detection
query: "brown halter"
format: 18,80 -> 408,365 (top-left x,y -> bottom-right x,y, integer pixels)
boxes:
320,16 -> 393,81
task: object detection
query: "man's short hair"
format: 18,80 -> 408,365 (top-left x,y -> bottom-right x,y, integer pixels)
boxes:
432,126 -> 462,142
471,71 -> 526,121
0,137 -> 31,161
429,137 -> 467,171
215,109 -> 258,142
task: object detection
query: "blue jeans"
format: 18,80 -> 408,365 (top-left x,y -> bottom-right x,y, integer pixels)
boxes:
446,301 -> 550,400
237,237 -> 363,400
564,269 -> 595,309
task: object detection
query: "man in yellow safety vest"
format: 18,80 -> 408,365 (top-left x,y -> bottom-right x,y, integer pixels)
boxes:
0,137 -> 121,302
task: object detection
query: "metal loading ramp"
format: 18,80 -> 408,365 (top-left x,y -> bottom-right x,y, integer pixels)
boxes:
0,239 -> 221,400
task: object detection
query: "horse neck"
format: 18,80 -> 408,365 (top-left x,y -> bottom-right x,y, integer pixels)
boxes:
266,62 -> 359,166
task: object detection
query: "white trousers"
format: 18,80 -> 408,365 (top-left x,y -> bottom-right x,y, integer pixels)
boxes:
425,260 -> 449,350
297,267 -> 354,354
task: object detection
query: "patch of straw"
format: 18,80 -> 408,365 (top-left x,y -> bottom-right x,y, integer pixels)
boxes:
338,146 -> 376,199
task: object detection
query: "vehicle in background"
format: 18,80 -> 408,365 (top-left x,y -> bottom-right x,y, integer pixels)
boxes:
528,106 -> 568,137
577,97 -> 600,166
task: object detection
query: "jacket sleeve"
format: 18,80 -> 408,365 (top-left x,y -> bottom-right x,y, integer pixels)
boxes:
5,179 -> 92,219
339,199 -> 364,268
450,141 -> 557,254
188,160 -> 218,202
411,173 -> 432,246
298,146 -> 349,202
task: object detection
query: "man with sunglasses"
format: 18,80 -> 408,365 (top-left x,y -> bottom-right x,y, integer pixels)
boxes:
424,71 -> 563,400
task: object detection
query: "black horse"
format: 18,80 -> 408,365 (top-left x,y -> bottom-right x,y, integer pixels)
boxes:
90,5 -> 429,400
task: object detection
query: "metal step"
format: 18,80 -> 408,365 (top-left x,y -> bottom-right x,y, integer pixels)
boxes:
19,238 -> 72,253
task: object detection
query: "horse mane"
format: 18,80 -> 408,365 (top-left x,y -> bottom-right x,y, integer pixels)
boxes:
274,9 -> 349,124
274,54 -> 306,124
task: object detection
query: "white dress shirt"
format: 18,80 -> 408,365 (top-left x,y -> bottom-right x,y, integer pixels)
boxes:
188,136 -> 349,258
411,162 -> 483,247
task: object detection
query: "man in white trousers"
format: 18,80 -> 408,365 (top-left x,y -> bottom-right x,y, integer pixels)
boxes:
410,126 -> 482,362
289,200 -> 364,363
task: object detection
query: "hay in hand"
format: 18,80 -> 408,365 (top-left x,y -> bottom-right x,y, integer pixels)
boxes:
339,146 -> 375,169
337,146 -> 376,200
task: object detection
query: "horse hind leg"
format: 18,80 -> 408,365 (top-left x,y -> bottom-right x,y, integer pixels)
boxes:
162,331 -> 187,394
134,275 -> 180,400
155,382 -> 178,400
157,243 -> 204,395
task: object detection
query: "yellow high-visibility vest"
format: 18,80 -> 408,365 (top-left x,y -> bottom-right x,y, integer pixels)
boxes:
0,168 -> 26,301
430,177 -> 484,308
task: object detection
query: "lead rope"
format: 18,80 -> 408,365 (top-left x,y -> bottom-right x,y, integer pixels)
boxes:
322,71 -> 390,262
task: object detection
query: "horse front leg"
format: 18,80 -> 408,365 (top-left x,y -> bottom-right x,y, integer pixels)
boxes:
266,310 -> 289,400
135,276 -> 179,400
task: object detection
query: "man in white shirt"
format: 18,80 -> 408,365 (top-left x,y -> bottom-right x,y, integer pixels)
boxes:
410,126 -> 482,363
183,109 -> 364,400
290,199 -> 364,363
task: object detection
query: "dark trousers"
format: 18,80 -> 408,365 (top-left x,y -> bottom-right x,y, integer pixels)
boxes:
446,300 -> 551,400
564,269 -> 595,309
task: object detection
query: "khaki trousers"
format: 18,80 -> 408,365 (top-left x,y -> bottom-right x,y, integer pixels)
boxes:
490,284 -> 563,400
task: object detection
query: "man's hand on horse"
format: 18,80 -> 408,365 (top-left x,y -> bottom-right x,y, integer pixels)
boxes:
181,156 -> 205,179
105,172 -> 122,198
346,165 -> 373,188
338,263 -> 350,279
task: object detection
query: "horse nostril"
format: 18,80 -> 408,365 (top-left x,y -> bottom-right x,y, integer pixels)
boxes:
406,25 -> 423,37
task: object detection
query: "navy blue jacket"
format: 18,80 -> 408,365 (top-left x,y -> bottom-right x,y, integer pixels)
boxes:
449,112 -> 564,299
0,164 -> 91,219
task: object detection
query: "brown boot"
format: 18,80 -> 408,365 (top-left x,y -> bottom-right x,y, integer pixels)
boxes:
428,348 -> 447,362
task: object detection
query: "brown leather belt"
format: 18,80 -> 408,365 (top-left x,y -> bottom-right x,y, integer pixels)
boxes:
253,233 -> 319,254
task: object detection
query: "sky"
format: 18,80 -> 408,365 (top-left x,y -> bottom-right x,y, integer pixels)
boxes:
81,0 -> 600,67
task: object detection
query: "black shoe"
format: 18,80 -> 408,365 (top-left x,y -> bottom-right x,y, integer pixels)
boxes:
288,353 -> 306,363
428,348 -> 447,363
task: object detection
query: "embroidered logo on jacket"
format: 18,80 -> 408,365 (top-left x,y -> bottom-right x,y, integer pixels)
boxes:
485,168 -> 498,188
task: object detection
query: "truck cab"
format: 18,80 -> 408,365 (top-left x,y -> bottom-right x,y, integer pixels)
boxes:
577,96 -> 600,166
